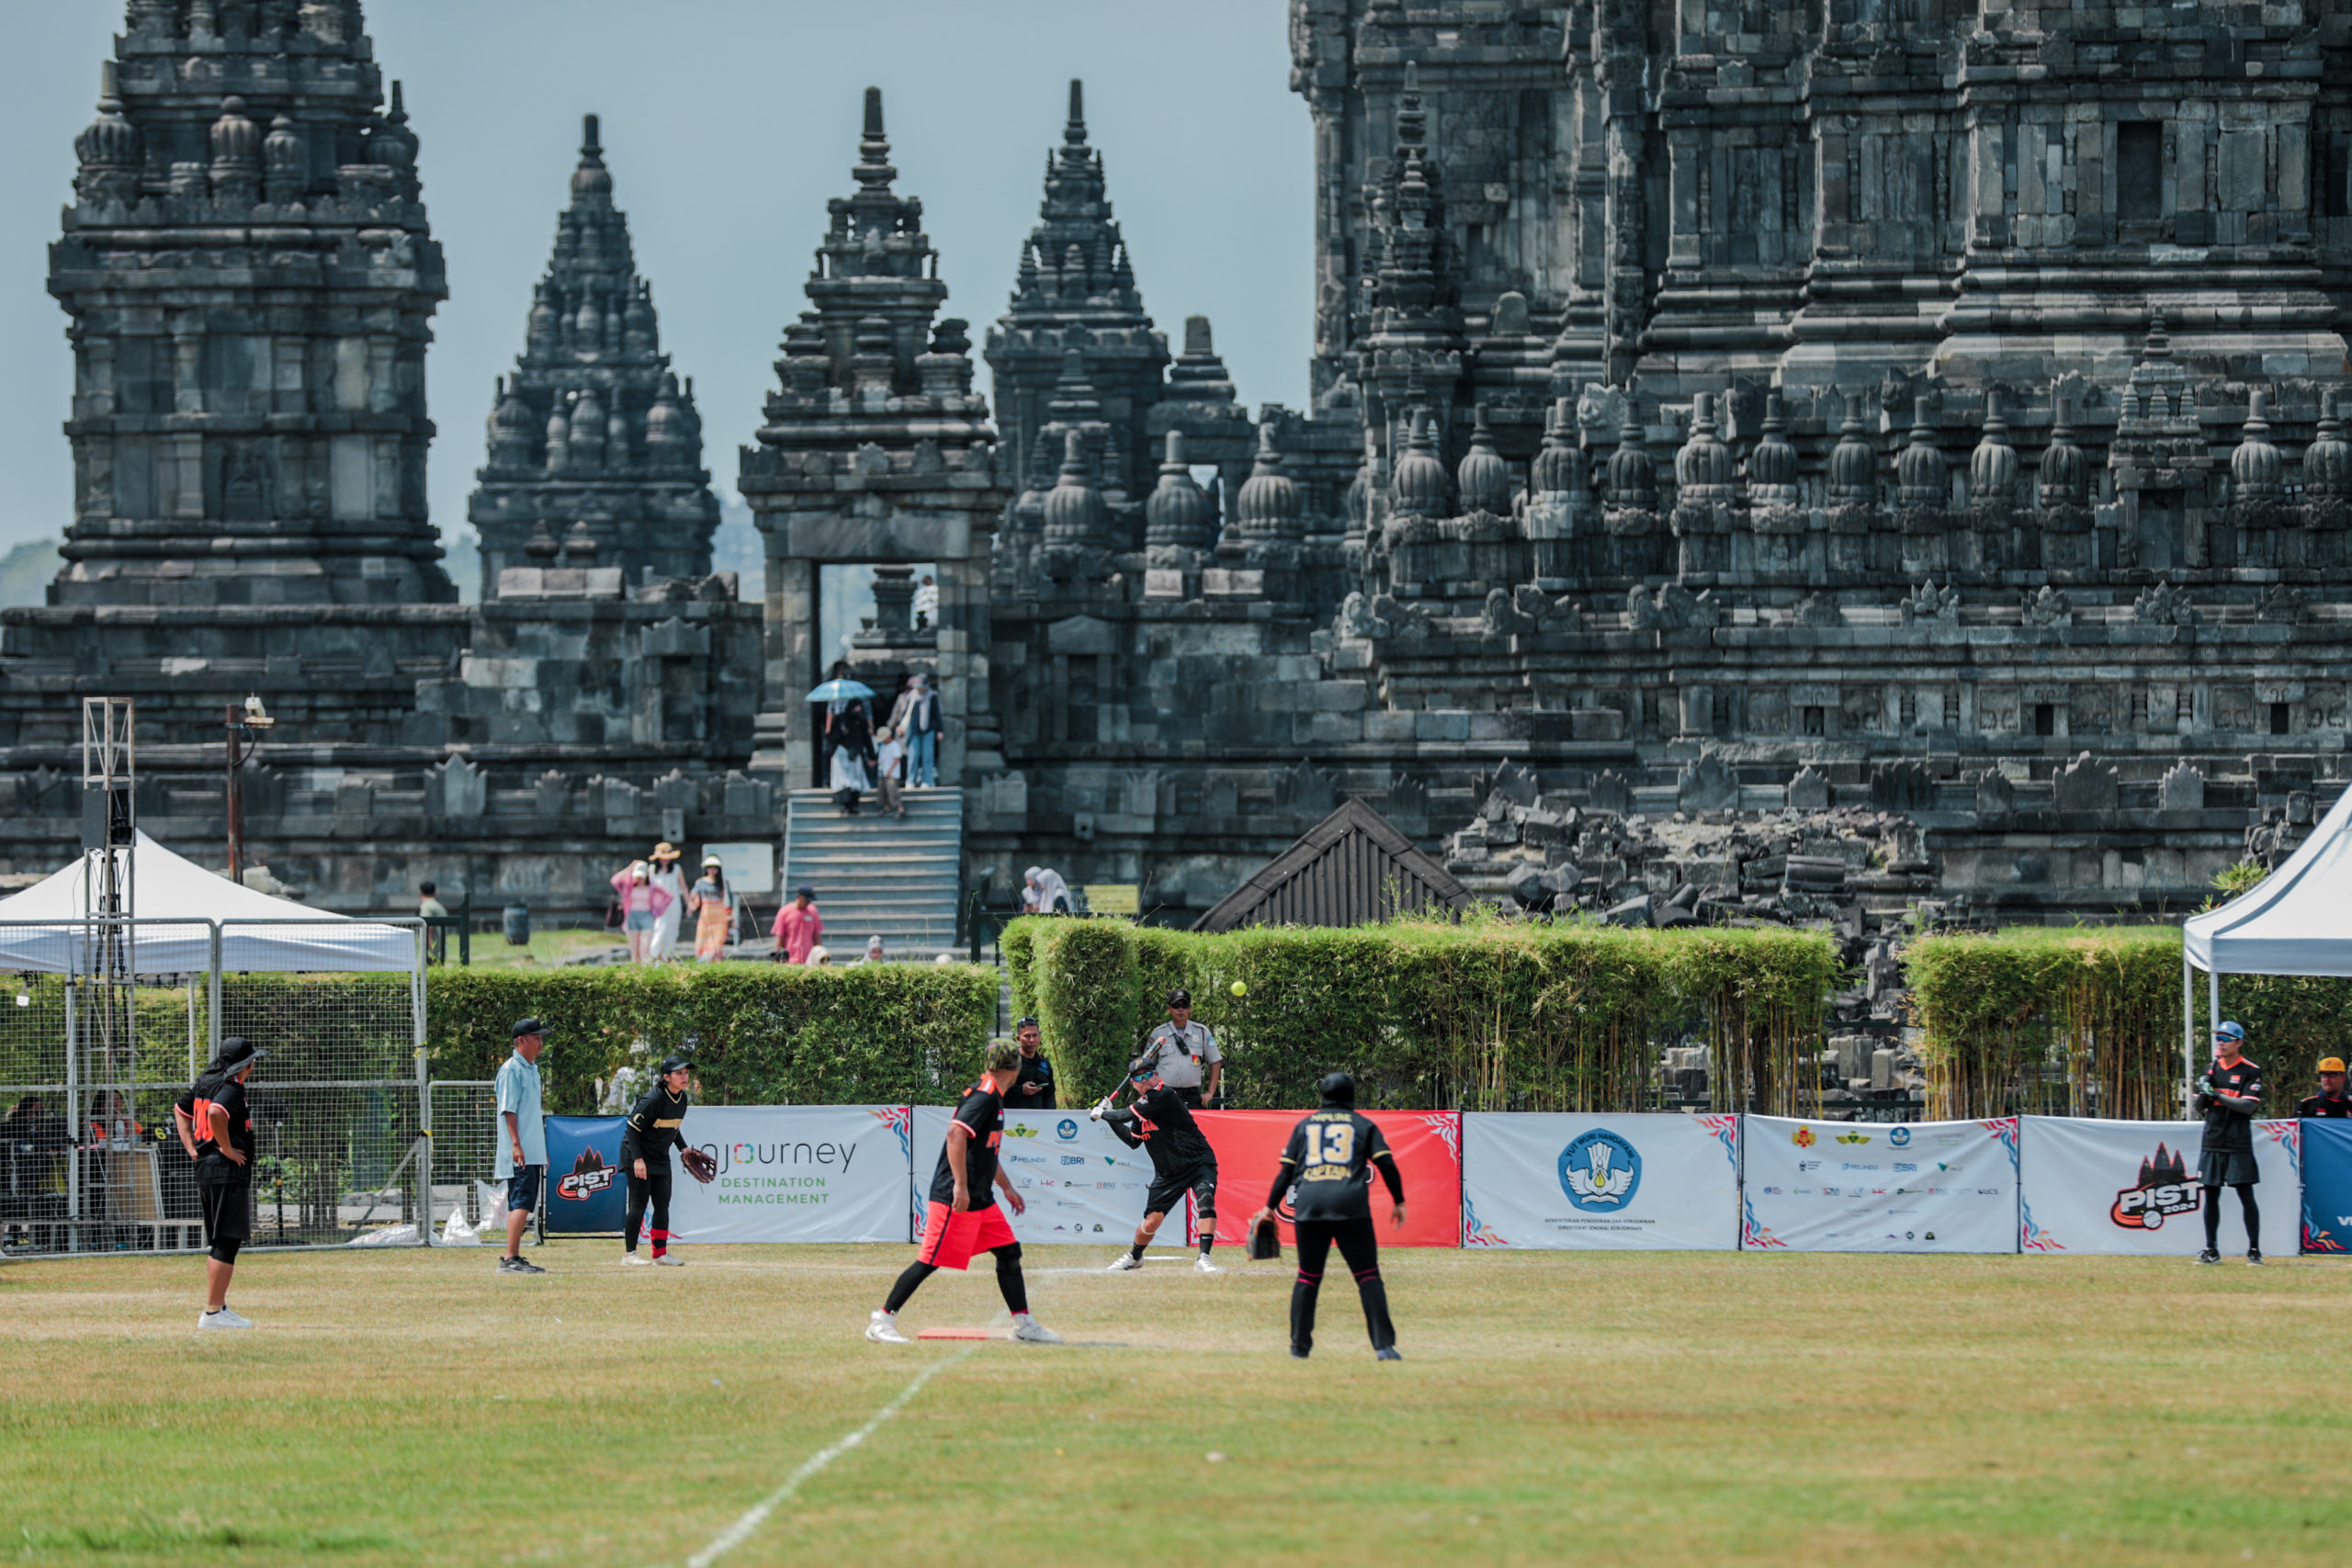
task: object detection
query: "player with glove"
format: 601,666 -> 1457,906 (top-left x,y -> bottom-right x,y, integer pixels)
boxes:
620,1054 -> 710,1266
1091,1055 -> 1222,1274
1250,1072 -> 1406,1361
2193,1021 -> 2265,1265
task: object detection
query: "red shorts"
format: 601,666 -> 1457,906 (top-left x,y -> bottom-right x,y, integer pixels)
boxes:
916,1201 -> 1017,1270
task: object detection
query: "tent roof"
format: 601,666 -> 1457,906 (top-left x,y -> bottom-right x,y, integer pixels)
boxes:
2184,784 -> 2352,976
0,832 -> 417,975
1192,797 -> 1470,933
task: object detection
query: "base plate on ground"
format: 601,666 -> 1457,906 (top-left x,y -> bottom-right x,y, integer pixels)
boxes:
915,1327 -> 995,1340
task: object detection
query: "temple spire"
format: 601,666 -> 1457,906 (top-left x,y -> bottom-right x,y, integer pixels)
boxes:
1065,78 -> 1088,146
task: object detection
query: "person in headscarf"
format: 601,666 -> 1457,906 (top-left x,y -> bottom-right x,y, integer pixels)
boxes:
1023,866 -> 1072,916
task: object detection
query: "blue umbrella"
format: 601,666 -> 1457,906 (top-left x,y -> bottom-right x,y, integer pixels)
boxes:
807,678 -> 876,703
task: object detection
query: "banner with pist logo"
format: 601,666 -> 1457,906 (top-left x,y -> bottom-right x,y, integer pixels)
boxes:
543,1116 -> 627,1235
1741,1116 -> 2019,1253
2015,1117 -> 2299,1256
664,1106 -> 913,1245
1459,1112 -> 1739,1249
910,1107 -> 1152,1246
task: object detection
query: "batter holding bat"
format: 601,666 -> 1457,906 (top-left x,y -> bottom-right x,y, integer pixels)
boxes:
1091,1055 -> 1222,1274
620,1054 -> 715,1266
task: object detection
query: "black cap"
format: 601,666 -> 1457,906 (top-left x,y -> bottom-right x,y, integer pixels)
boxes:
657,1054 -> 694,1076
513,1017 -> 547,1039
1317,1071 -> 1356,1106
1166,987 -> 1192,1009
796,886 -> 816,899
1126,1051 -> 1160,1082
212,1036 -> 266,1072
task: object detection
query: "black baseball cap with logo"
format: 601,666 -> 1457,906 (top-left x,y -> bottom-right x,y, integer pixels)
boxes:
658,1054 -> 694,1075
211,1036 -> 266,1072
1166,987 -> 1192,1009
513,1017 -> 548,1039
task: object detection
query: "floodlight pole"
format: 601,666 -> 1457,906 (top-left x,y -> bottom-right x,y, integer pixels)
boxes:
223,695 -> 275,882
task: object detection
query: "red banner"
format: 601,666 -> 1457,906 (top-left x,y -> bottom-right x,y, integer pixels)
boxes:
1193,1110 -> 1461,1247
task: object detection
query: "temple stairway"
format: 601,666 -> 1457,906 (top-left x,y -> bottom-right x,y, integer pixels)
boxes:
780,786 -> 964,960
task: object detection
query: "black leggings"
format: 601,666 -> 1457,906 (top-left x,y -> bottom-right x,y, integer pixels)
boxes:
885,1241 -> 1027,1316
2202,1182 -> 2260,1251
1292,1215 -> 1395,1354
626,1168 -> 673,1254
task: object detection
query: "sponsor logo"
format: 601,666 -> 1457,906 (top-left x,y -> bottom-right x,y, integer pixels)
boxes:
1894,1163 -> 1917,1173
1792,1128 -> 1816,1148
2111,1143 -> 2199,1230
1559,1129 -> 1642,1212
1761,1185 -> 1784,1195
1092,1224 -> 1104,1232
1889,1127 -> 1911,1147
1937,1162 -> 1962,1172
1836,1132 -> 1872,1145
710,1140 -> 860,1178
1060,1156 -> 1086,1167
1925,1232 -> 1936,1241
1841,1162 -> 1879,1172
1930,1132 -> 1967,1146
555,1146 -> 616,1201
1798,1159 -> 1822,1173
1006,1124 -> 1040,1139
1056,1119 -> 1080,1141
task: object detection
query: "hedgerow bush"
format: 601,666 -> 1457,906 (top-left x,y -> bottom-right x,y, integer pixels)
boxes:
1006,915 -> 1838,1113
1905,927 -> 2352,1119
424,963 -> 999,1112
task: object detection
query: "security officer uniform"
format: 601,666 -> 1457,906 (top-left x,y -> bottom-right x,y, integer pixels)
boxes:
1142,989 -> 1221,1109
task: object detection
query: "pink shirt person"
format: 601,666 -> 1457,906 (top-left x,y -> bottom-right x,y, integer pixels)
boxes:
773,889 -> 822,964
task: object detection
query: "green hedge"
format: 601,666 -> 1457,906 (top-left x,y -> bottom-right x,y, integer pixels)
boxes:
424,964 -> 1000,1112
1005,916 -> 1838,1113
1905,927 -> 2352,1119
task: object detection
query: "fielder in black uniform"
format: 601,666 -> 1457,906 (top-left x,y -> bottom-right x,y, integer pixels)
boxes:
1091,1059 -> 1222,1274
2195,1021 -> 2264,1265
1250,1072 -> 1405,1360
621,1055 -> 693,1266
172,1037 -> 266,1330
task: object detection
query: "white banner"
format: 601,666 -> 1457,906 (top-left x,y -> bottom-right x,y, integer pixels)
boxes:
1460,1112 -> 1739,1250
2017,1117 -> 2301,1257
912,1106 -> 1158,1246
1741,1116 -> 2020,1253
667,1106 -> 914,1245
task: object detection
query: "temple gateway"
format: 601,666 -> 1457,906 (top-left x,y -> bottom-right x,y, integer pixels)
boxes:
4,0 -> 2348,932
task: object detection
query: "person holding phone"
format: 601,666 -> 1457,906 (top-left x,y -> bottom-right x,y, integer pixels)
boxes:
173,1037 -> 266,1329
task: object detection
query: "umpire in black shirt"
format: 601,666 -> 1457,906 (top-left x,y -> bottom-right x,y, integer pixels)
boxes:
1250,1072 -> 1405,1360
2195,1021 -> 2265,1265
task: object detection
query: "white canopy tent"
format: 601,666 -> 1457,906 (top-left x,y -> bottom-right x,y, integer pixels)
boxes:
2180,781 -> 2352,1100
0,831 -> 418,974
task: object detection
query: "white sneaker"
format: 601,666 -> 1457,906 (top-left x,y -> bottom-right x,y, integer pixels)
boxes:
1010,1314 -> 1063,1345
197,1306 -> 253,1330
1106,1254 -> 1144,1272
621,1252 -> 651,1267
1194,1256 -> 1222,1274
653,1254 -> 685,1267
865,1309 -> 911,1345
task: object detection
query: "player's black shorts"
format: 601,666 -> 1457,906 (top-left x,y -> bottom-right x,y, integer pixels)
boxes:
198,1179 -> 252,1244
1145,1162 -> 1216,1218
2198,1148 -> 2259,1188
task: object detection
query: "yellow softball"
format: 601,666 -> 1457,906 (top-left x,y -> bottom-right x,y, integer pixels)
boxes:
1230,979 -> 1248,998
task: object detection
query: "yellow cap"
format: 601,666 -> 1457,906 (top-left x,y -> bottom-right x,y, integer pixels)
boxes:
2322,1058 -> 2346,1075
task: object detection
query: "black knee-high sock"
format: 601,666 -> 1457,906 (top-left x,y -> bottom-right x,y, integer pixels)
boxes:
884,1260 -> 936,1314
1291,1268 -> 1323,1352
2237,1183 -> 2260,1249
1197,1216 -> 1216,1257
1353,1262 -> 1396,1350
2203,1190 -> 2223,1251
994,1247 -> 1029,1314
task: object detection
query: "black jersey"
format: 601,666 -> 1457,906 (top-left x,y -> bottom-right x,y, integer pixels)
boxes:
929,1080 -> 1005,1208
1011,1051 -> 1057,1109
619,1083 -> 690,1168
173,1073 -> 254,1185
1267,1108 -> 1402,1223
2299,1090 -> 2352,1119
2199,1056 -> 2263,1153
1103,1085 -> 1214,1179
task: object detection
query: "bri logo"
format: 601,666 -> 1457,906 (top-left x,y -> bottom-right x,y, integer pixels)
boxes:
1060,1155 -> 1086,1167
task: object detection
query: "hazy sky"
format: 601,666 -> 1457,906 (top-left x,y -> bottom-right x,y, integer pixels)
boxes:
0,1 -> 1312,551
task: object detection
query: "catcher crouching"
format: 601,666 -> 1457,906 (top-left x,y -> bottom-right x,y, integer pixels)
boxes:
621,1054 -> 716,1265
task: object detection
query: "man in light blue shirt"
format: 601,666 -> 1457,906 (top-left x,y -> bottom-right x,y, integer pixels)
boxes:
495,1017 -> 550,1274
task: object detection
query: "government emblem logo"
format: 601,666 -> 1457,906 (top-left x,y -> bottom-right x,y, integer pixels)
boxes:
1559,1129 -> 1641,1212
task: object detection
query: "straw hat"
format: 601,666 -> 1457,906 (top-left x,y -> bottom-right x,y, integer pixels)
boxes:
651,841 -> 681,861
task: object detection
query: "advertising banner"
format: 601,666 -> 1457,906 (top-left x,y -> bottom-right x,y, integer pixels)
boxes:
1741,1116 -> 2019,1253
1459,1112 -> 1739,1250
910,1106 -> 1156,1246
543,1116 -> 628,1235
2300,1120 -> 2352,1255
1193,1110 -> 1462,1248
661,1106 -> 913,1245
2018,1117 -> 2300,1256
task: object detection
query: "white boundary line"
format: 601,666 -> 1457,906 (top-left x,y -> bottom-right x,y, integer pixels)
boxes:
684,1344 -> 978,1568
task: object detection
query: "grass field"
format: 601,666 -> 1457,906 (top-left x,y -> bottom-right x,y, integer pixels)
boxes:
2,1241 -> 2346,1567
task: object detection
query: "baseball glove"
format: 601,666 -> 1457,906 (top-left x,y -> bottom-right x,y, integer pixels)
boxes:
1248,1214 -> 1282,1262
681,1147 -> 718,1184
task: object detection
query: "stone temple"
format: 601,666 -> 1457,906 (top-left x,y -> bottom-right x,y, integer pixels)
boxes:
3,0 -> 2350,933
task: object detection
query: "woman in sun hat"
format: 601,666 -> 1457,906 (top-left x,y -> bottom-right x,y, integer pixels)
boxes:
688,855 -> 735,962
648,842 -> 687,962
